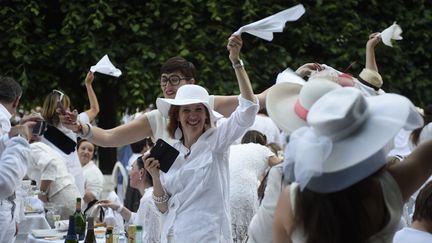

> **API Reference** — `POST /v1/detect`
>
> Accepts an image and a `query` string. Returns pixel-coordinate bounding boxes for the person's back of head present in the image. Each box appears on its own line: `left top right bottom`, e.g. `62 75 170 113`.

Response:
130 137 154 154
241 130 267 145
410 104 432 146
42 90 71 126
412 181 432 222
160 57 197 81
0 76 22 114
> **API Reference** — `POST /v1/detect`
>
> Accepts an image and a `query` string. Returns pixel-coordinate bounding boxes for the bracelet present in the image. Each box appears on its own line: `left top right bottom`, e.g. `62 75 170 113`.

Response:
116 205 123 213
38 190 48 196
232 59 244 69
152 191 170 204
80 123 94 139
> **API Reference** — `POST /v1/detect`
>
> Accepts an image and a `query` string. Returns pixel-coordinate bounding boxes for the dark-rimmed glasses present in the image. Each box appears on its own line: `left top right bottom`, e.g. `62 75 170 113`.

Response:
160 75 190 87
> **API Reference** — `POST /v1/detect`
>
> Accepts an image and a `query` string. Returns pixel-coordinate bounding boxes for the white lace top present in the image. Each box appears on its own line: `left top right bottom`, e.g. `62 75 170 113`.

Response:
129 187 161 243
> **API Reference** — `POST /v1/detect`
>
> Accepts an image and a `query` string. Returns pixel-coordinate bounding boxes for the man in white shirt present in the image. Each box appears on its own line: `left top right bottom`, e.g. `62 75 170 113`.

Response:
0 77 28 242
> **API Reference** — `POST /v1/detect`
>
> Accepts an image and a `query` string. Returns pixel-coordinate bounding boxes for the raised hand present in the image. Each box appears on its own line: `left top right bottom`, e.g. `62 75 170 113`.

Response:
295 63 323 78
144 157 161 179
227 34 243 64
85 71 94 86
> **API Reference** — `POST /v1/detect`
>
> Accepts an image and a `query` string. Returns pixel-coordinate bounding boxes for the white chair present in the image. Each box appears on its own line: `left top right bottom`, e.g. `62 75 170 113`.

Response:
111 161 128 203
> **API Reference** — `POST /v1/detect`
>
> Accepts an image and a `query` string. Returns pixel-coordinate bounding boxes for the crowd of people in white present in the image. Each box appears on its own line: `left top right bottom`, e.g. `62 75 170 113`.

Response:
2 29 432 243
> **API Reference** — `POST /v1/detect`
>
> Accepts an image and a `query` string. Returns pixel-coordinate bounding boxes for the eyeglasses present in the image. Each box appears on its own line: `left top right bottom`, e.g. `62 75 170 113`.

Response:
52 89 64 102
160 75 190 87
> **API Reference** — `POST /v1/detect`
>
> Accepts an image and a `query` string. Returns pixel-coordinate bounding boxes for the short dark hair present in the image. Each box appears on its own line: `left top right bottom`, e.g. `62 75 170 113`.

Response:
136 156 153 187
413 181 432 221
160 57 197 80
130 137 154 153
241 130 267 145
0 76 22 104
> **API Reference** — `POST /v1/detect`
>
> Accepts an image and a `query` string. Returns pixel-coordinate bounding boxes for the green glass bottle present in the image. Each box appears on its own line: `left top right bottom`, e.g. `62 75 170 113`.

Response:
84 217 96 243
64 215 78 243
136 225 143 243
73 198 86 240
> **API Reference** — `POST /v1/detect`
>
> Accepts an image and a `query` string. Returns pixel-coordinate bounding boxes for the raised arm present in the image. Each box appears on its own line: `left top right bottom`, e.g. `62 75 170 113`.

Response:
60 110 153 148
387 139 432 202
83 71 100 122
365 32 381 72
144 157 168 213
227 34 256 103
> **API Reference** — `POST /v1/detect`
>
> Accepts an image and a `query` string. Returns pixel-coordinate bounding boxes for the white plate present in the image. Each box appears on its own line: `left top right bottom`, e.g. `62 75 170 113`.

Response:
31 229 66 238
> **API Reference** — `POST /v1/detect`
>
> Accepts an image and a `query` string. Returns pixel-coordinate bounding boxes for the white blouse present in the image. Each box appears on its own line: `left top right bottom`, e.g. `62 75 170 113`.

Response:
129 187 161 243
159 96 259 243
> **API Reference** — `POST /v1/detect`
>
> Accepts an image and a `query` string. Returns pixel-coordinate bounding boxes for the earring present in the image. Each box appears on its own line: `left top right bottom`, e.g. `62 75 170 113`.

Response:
174 122 182 140
139 176 142 181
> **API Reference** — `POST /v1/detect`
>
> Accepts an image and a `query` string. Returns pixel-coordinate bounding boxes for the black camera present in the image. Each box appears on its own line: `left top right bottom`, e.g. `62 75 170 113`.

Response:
32 120 48 136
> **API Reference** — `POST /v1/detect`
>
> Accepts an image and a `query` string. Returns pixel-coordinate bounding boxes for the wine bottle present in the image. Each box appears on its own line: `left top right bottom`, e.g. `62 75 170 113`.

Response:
84 217 96 243
64 215 78 243
73 197 86 240
136 225 143 243
106 225 114 243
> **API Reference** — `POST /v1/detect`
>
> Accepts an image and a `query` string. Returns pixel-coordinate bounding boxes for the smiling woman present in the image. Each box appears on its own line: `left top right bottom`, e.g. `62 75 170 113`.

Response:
77 139 104 209
143 34 259 243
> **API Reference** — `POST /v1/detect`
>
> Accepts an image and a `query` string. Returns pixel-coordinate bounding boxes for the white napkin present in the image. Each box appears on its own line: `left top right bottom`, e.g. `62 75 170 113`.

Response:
380 22 403 47
90 54 122 77
234 4 305 41
275 68 306 85
54 220 69 231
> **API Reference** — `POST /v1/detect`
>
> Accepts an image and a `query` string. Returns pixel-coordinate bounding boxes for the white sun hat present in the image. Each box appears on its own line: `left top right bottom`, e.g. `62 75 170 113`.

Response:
266 78 342 133
156 84 223 122
285 87 423 193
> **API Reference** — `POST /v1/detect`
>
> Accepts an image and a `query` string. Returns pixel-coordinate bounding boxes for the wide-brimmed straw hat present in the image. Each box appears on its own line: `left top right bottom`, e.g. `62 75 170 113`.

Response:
156 84 222 122
359 68 383 90
285 87 423 193
266 78 342 133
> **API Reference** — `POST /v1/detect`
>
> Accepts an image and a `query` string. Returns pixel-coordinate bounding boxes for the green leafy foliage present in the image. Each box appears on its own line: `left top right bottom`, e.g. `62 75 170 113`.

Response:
1 0 432 117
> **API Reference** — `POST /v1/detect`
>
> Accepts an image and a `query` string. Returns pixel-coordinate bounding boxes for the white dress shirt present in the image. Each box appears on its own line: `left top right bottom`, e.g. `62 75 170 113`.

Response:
0 137 30 198
0 103 12 155
82 161 104 200
160 96 259 243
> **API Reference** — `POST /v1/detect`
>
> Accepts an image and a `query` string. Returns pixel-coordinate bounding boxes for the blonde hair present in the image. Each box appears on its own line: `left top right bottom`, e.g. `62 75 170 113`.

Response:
42 91 71 126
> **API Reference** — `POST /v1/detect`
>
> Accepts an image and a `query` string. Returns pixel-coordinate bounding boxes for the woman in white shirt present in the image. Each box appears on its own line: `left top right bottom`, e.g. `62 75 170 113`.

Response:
144 34 259 243
99 156 160 243
77 139 104 208
41 71 99 196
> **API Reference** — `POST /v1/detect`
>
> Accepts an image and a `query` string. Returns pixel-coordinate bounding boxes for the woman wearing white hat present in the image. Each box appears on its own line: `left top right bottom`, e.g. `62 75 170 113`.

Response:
143 34 258 243
272 87 430 243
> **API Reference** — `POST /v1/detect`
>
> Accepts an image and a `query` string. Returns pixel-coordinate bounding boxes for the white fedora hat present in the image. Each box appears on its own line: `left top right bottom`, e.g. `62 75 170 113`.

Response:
156 84 222 122
266 78 342 133
285 87 423 193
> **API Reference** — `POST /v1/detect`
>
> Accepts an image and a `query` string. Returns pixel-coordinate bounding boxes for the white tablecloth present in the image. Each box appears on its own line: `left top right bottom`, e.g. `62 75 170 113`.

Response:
26 233 123 243
16 212 50 243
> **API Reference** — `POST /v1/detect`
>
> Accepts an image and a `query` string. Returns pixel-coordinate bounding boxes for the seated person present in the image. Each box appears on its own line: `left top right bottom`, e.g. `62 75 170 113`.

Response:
77 139 104 210
99 155 160 243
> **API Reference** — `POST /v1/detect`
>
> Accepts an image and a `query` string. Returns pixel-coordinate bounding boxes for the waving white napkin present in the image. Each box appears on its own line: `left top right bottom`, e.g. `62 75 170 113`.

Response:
90 54 122 77
234 4 305 41
380 22 403 47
